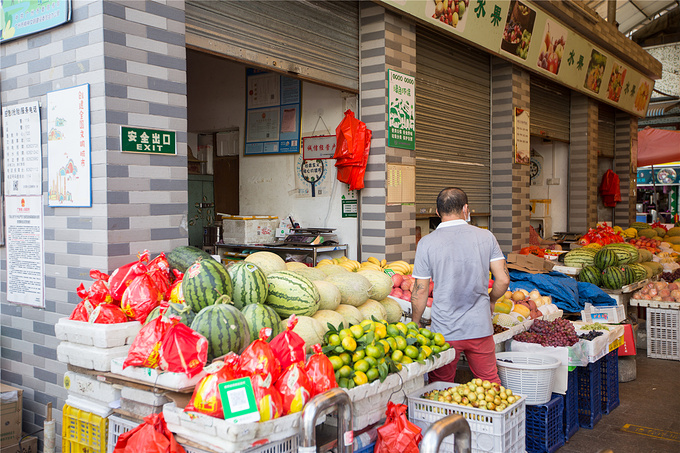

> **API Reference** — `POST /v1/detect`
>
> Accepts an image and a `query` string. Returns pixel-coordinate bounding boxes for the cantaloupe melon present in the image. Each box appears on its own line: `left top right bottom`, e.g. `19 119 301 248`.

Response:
357 299 387 322
312 309 347 332
324 273 371 307
357 269 393 301
286 315 325 353
654 227 667 237
666 227 680 237
318 264 349 276
294 267 327 282
312 280 341 311
379 297 403 323
244 251 286 276
638 249 653 262
666 236 680 245
638 228 657 239
334 304 363 326
285 262 309 271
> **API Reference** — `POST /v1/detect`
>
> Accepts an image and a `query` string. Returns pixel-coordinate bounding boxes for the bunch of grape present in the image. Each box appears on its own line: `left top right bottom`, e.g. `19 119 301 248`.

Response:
660 269 680 283
578 331 604 341
493 324 509 335
513 318 580 347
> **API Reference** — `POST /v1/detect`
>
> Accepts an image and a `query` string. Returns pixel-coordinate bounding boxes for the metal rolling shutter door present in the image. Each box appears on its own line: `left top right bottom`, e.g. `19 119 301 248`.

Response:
185 1 359 91
598 103 616 158
415 28 491 215
530 78 571 142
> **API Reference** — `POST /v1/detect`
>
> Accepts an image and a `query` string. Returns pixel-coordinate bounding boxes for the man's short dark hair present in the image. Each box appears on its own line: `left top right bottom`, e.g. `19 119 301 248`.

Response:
437 187 468 215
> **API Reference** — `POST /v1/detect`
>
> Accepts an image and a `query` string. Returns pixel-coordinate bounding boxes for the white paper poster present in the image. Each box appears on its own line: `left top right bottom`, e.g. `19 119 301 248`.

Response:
2 101 42 196
5 195 44 308
295 156 330 198
47 84 91 207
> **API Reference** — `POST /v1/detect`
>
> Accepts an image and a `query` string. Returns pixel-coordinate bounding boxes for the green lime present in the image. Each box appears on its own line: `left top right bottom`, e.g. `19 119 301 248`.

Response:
366 367 379 382
339 352 352 366
338 365 353 379
353 359 370 373
329 355 343 371
328 334 341 346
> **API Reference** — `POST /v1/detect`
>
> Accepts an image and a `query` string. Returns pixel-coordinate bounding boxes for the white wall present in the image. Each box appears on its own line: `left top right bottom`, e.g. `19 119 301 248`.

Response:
529 138 569 236
187 51 360 258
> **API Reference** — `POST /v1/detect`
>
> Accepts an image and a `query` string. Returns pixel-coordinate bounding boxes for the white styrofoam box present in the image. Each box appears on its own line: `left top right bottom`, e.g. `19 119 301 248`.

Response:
221 215 278 245
64 371 122 403
57 342 129 372
581 303 626 324
164 402 301 453
120 398 164 418
120 386 169 407
55 318 142 348
110 357 206 391
66 394 114 418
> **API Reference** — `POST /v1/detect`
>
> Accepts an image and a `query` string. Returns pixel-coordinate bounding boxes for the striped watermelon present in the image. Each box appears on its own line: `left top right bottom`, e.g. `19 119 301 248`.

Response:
190 295 250 361
167 246 213 273
601 266 625 290
629 263 648 282
265 271 320 318
603 245 634 264
144 301 196 326
241 303 282 343
564 248 597 268
619 265 636 286
227 261 268 310
579 265 602 286
594 249 619 270
182 259 233 313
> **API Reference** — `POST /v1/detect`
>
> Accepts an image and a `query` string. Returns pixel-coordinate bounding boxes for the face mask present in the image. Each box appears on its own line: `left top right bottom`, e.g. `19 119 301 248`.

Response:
465 207 471 223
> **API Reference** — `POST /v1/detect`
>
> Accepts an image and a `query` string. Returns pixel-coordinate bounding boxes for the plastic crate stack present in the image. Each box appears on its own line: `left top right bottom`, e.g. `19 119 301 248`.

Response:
601 349 620 414
525 394 564 453
577 360 603 429
555 369 579 441
63 404 109 453
646 306 680 360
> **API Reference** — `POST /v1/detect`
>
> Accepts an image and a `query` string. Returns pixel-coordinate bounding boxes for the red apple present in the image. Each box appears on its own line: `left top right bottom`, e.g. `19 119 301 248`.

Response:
390 288 403 299
402 291 411 302
391 273 404 288
401 279 413 292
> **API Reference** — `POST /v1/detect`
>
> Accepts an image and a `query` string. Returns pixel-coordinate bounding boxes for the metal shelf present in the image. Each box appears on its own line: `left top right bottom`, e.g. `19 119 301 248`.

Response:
215 243 348 266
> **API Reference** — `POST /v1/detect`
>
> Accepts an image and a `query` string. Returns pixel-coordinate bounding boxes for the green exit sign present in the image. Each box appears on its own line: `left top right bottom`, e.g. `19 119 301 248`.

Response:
121 126 176 155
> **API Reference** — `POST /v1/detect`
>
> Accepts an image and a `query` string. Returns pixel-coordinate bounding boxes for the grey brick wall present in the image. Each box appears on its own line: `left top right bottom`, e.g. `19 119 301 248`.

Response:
1 0 187 447
569 93 599 231
614 112 637 227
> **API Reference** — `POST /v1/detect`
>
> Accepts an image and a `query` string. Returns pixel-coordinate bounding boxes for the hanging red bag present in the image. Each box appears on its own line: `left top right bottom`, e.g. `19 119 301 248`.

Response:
239 328 281 382
334 110 372 191
275 362 312 415
305 344 338 397
109 251 150 302
89 303 128 324
113 413 185 453
184 354 240 418
124 316 172 369
69 299 94 322
121 273 163 323
374 402 423 453
158 318 209 378
269 315 306 371
251 372 284 422
148 253 172 297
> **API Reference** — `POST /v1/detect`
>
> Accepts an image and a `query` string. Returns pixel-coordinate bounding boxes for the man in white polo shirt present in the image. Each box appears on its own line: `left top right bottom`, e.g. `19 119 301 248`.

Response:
411 187 510 384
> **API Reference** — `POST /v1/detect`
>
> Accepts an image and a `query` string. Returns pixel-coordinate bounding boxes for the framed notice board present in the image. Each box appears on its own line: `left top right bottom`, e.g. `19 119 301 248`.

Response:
245 69 301 156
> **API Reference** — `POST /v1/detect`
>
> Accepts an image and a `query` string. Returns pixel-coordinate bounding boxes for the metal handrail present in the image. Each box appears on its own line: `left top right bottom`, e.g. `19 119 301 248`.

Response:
300 388 353 453
420 413 472 453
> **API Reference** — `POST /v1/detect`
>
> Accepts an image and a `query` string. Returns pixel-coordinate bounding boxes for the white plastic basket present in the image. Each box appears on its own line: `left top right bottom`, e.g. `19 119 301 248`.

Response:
407 382 526 453
646 306 680 360
495 352 560 405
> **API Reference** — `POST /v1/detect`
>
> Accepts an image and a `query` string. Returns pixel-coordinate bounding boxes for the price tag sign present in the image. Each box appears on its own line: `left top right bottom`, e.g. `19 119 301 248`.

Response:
218 378 260 424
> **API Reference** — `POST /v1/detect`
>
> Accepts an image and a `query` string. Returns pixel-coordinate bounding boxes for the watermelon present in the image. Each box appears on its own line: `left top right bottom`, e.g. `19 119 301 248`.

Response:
601 266 625 290
357 269 393 301
629 263 648 281
603 244 635 264
182 259 233 313
563 248 597 268
190 295 250 361
241 303 283 343
227 261 268 309
167 246 213 273
619 265 636 286
323 273 371 307
594 248 619 270
357 299 387 321
265 271 320 318
312 280 341 311
144 301 195 326
244 251 286 276
579 265 602 286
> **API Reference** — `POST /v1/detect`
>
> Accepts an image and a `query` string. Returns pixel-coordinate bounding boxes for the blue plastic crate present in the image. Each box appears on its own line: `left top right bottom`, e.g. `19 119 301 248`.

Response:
601 349 620 414
526 394 565 453
577 361 603 429
354 442 375 453
556 369 579 441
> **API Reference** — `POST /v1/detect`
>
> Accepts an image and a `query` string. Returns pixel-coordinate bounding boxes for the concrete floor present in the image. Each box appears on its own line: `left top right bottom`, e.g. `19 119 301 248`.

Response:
557 351 680 453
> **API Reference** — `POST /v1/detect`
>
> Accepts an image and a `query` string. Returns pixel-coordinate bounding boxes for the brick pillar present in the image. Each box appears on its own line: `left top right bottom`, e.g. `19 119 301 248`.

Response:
569 93 599 231
491 58 531 254
359 4 416 262
614 112 637 226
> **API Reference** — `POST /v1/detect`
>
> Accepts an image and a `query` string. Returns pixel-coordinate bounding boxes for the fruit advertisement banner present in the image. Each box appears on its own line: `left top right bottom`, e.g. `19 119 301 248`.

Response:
0 0 71 43
379 0 654 117
387 69 416 150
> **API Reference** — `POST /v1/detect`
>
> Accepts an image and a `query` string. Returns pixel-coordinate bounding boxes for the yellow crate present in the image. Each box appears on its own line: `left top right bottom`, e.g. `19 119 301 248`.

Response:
62 404 108 453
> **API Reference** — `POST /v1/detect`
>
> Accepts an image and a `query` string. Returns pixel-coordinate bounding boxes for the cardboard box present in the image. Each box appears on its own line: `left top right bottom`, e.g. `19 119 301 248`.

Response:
0 436 37 453
221 215 278 244
0 385 22 448
506 253 555 274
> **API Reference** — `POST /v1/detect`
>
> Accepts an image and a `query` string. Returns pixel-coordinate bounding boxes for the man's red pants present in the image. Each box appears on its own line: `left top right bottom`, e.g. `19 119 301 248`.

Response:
428 335 500 384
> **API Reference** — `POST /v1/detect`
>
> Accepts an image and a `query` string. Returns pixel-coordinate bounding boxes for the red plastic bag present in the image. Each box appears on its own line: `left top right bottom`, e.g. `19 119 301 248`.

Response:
305 344 338 397
148 253 172 297
184 354 240 418
251 372 284 422
76 270 113 307
69 299 95 321
113 413 185 453
269 315 306 371
375 402 422 453
124 316 172 369
166 270 184 303
334 110 372 191
239 328 281 382
110 251 150 302
89 303 128 324
159 318 208 378
275 362 312 415
121 273 163 323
